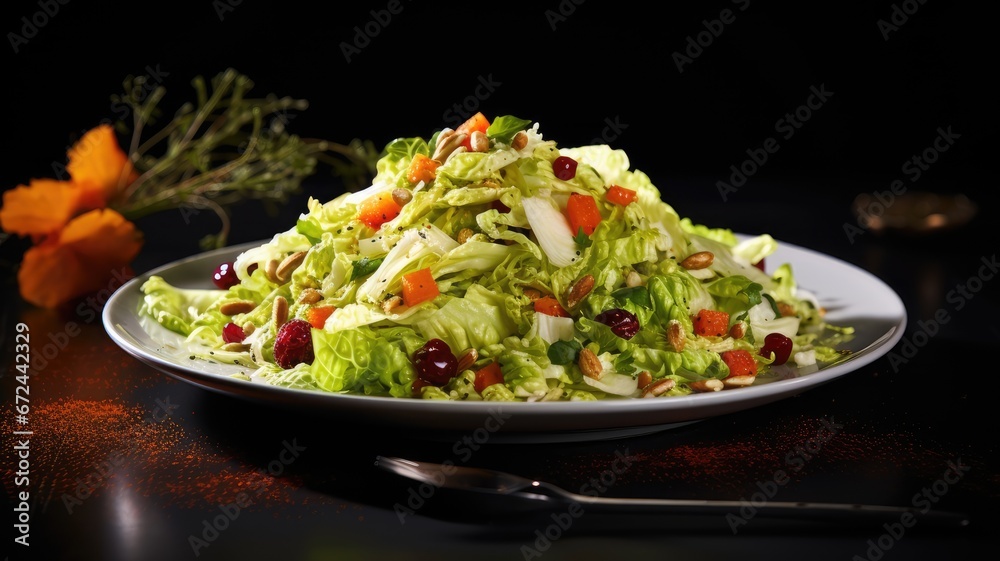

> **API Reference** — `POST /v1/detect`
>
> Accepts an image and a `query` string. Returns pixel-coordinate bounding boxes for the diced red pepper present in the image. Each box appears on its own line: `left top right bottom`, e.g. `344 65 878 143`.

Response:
606 185 637 206
720 349 758 378
566 193 602 236
474 361 505 394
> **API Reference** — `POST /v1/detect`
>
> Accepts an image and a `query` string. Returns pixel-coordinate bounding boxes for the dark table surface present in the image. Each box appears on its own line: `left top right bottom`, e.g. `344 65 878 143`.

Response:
2 175 997 561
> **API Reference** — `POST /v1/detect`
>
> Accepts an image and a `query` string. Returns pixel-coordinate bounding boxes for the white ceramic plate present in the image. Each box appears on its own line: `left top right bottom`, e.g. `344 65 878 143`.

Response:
103 237 905 442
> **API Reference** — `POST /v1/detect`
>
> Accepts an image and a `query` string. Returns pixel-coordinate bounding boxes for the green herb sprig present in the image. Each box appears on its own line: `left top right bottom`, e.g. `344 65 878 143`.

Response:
111 68 379 249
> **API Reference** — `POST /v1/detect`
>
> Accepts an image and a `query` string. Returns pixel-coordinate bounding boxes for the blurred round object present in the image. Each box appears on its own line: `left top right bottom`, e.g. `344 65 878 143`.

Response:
851 191 978 235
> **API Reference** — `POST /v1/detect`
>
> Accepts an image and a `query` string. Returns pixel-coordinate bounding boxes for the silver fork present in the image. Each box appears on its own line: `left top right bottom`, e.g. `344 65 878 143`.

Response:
375 456 971 527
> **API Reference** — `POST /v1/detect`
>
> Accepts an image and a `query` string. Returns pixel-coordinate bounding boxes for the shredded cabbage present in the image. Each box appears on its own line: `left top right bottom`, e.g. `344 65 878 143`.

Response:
139 115 854 401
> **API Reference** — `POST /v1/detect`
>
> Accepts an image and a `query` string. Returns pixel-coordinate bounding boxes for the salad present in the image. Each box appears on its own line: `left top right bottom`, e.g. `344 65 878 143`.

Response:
139 113 852 402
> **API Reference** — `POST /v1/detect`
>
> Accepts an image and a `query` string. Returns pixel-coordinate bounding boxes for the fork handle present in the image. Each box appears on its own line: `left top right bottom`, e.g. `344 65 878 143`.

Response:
564 495 970 528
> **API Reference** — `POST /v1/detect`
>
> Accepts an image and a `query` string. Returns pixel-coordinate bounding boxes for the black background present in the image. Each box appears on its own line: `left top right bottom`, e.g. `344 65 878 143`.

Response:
1 3 996 560
1 0 991 259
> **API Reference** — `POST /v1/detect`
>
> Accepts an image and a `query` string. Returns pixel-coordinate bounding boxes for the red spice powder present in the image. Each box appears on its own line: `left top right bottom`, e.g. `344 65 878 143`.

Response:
1 398 341 514
541 415 993 498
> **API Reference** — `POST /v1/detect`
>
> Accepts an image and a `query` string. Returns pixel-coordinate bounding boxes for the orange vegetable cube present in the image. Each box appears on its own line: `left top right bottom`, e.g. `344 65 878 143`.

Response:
407 154 439 184
305 305 336 329
357 192 402 230
401 267 439 307
692 309 730 337
533 296 569 317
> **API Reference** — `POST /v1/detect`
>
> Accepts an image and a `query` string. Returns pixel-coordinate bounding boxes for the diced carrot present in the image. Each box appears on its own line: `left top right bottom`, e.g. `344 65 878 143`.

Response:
455 112 490 151
720 349 758 378
401 267 439 307
474 361 505 394
305 305 336 330
566 193 602 236
357 192 401 230
606 185 637 206
533 296 569 317
692 309 730 337
407 154 439 184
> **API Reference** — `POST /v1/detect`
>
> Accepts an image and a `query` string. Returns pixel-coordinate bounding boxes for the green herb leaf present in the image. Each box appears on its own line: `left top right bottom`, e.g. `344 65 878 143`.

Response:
296 218 323 244
740 282 764 309
547 339 582 365
486 115 532 144
762 293 781 317
614 348 635 373
612 286 652 310
350 257 385 281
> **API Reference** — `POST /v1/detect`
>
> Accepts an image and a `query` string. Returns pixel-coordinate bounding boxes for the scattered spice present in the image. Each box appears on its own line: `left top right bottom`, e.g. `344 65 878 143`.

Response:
538 415 993 498
0 398 344 514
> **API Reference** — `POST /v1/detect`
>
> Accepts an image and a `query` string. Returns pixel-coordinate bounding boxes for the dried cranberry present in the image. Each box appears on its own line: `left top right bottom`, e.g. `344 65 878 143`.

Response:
413 338 458 385
595 308 640 340
759 332 793 365
213 262 239 289
222 322 246 344
274 319 315 369
553 156 578 180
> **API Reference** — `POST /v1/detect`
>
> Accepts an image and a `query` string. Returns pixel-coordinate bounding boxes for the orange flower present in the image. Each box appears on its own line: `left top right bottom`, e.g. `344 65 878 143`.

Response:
1 124 144 308
66 124 139 208
17 209 143 309
0 179 79 237
1 124 138 235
